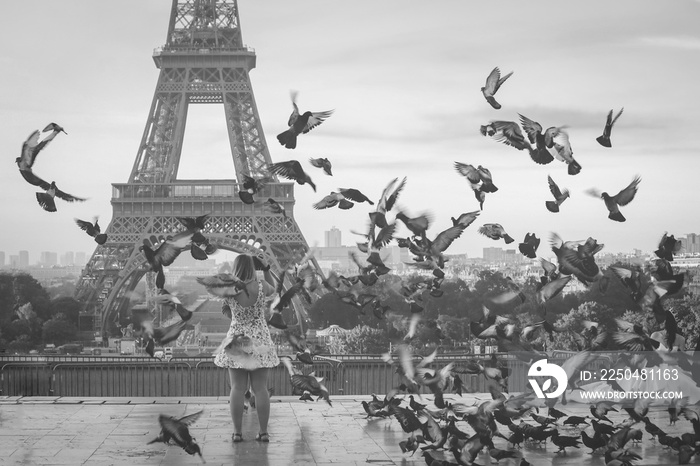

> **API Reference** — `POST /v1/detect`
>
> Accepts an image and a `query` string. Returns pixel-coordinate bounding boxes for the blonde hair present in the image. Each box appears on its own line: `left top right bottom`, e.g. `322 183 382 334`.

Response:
232 254 256 282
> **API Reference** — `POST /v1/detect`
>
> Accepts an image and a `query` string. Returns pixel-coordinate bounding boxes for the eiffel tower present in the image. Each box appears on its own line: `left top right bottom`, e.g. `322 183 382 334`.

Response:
75 0 315 339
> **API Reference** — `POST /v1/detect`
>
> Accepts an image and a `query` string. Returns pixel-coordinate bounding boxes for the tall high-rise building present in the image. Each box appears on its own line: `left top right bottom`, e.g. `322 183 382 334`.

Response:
60 251 75 266
686 233 700 254
325 226 342 248
483 247 504 263
75 252 87 266
40 251 58 267
0 251 4 268
19 250 29 268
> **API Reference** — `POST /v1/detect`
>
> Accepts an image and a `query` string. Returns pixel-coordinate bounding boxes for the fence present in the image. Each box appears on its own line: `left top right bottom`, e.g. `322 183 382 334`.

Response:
0 353 613 398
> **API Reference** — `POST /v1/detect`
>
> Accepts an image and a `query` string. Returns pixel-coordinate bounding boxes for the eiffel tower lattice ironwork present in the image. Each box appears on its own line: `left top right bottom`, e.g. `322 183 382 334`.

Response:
75 0 317 339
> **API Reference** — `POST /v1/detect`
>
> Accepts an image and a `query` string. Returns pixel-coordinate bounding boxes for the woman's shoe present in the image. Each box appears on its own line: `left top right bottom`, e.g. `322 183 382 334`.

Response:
255 432 269 443
233 433 243 443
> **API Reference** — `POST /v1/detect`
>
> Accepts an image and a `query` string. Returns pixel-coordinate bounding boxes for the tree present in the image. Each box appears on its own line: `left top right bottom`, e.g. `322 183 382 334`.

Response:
549 301 615 351
42 318 78 346
334 325 389 354
50 297 81 325
666 295 700 349
46 279 77 299
308 293 361 329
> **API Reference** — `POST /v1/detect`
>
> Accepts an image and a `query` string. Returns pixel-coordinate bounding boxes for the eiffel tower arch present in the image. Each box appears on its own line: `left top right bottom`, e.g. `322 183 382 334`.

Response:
74 0 316 338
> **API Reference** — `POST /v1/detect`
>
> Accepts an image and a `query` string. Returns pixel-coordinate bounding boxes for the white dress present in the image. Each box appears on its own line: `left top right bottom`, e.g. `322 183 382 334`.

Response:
213 280 280 370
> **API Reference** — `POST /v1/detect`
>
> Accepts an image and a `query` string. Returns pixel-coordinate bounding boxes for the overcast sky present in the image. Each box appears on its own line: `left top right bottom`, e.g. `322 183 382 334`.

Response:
1 0 699 265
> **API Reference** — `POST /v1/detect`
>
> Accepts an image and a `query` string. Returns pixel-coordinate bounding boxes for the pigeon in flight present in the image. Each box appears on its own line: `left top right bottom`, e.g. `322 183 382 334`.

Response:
454 162 497 210
17 124 84 211
545 175 570 213
16 123 65 184
451 210 480 228
238 174 271 204
480 120 532 151
75 217 107 245
655 232 682 261
481 67 513 109
268 160 316 191
313 192 354 210
264 198 286 218
276 91 333 149
478 224 514 244
518 233 540 259
140 232 196 288
544 127 582 175
35 181 86 212
586 175 641 222
309 157 332 176
337 188 374 205
596 107 624 148
517 114 556 165
148 410 204 462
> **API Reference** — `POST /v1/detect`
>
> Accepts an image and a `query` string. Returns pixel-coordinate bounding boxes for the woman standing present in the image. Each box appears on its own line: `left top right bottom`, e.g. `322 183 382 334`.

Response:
212 254 279 443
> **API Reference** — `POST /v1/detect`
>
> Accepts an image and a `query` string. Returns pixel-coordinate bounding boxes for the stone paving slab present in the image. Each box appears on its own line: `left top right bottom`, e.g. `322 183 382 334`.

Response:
0 395 699 465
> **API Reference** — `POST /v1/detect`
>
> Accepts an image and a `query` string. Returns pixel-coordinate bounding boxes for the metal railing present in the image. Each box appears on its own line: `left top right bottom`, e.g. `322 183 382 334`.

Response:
51 362 192 397
0 352 614 398
111 181 293 201
153 45 255 55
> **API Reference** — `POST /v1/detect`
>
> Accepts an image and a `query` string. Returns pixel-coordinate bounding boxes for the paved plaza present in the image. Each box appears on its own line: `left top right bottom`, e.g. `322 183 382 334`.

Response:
0 395 698 466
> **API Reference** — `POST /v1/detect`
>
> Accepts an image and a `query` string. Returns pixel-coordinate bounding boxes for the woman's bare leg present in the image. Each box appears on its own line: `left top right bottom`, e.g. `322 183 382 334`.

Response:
250 368 270 434
229 368 249 435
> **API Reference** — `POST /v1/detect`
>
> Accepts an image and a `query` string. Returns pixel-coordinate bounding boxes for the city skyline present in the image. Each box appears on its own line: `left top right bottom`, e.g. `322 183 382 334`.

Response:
1 1 699 262
2 230 699 269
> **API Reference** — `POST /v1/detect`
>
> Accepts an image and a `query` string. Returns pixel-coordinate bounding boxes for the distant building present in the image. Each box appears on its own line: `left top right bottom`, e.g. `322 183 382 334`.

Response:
19 250 29 268
483 247 504 263
40 251 58 267
324 226 342 248
0 251 4 268
61 251 75 266
682 233 700 255
315 246 354 273
9 255 19 268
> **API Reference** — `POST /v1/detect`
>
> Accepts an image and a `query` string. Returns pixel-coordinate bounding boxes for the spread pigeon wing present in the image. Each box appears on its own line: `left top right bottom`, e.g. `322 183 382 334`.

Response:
287 91 300 126
20 130 42 167
269 160 304 179
431 225 466 253
20 169 51 189
178 410 204 426
613 176 641 206
484 67 501 94
492 121 530 150
339 188 373 204
75 219 99 235
54 186 87 202
518 114 543 144
611 107 624 128
547 175 563 199
302 110 334 133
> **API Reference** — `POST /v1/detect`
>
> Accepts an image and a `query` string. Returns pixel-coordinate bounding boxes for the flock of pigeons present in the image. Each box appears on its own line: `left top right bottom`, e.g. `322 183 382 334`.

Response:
15 64 697 465
201 68 698 466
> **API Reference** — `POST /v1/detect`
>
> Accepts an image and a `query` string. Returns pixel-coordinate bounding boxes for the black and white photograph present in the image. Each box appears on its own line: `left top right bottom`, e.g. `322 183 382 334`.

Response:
1 1 700 465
